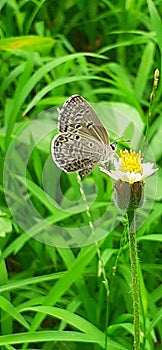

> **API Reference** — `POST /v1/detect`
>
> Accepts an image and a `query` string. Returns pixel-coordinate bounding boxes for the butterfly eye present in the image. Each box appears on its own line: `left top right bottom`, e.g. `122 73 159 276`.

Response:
110 143 117 151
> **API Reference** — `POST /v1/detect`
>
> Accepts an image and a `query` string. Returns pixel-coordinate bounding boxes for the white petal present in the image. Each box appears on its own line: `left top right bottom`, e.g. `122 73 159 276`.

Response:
99 167 120 181
128 172 142 184
142 162 154 171
115 171 130 182
109 170 122 180
100 161 158 184
142 163 158 178
142 168 158 179
110 170 131 182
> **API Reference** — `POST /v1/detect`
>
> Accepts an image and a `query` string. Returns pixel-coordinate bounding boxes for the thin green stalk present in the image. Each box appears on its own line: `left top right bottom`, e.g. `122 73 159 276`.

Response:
77 173 109 350
113 217 128 276
127 209 140 350
145 68 159 141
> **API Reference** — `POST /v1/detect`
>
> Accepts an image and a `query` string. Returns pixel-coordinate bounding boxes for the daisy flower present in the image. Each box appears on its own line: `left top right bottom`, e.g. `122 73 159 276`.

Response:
100 149 158 210
100 149 158 184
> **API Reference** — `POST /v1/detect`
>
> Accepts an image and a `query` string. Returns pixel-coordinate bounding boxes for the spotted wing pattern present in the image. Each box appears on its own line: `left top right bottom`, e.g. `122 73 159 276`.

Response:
51 95 114 177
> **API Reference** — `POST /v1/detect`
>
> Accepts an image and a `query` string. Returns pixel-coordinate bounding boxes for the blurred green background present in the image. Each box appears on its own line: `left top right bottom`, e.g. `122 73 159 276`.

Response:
0 1 162 349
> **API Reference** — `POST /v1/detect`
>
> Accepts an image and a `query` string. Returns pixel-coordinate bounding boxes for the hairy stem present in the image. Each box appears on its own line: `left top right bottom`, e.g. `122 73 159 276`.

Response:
127 209 140 350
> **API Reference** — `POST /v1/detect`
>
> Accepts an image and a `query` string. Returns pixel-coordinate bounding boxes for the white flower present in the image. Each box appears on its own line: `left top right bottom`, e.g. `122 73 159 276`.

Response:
100 149 158 184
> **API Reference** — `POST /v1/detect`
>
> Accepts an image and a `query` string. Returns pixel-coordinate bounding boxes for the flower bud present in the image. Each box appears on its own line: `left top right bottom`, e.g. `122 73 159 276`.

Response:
114 180 144 210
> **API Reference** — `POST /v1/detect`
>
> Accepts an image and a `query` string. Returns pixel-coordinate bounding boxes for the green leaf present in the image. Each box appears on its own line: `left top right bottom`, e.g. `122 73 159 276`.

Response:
0 330 128 349
0 296 29 330
21 306 104 338
0 36 55 53
147 0 162 49
146 308 162 334
135 41 155 100
0 217 12 237
137 234 162 242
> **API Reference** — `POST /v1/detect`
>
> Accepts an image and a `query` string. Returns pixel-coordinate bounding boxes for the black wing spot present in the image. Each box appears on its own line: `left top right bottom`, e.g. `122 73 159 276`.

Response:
86 121 93 128
59 159 65 165
75 124 81 129
89 142 94 148
55 140 60 146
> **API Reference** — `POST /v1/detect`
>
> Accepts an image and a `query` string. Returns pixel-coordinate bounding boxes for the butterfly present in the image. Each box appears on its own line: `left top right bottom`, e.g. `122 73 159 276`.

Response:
51 94 116 177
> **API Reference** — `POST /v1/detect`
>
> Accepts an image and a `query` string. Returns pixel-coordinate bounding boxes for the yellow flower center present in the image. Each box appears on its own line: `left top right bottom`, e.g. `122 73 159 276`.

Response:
119 149 142 174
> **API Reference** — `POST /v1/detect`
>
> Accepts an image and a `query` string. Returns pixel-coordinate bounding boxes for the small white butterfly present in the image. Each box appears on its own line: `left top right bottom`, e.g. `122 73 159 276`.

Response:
51 94 116 177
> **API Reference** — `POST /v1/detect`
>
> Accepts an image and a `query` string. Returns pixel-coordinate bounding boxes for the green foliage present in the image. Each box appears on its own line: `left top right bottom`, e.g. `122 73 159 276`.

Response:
0 0 161 349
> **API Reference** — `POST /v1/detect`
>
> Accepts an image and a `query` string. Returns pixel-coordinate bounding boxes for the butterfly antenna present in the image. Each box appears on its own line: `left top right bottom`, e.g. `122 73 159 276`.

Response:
113 136 131 143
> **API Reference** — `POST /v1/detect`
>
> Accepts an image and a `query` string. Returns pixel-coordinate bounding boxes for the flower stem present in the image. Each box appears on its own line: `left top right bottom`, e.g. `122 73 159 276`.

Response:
127 209 140 350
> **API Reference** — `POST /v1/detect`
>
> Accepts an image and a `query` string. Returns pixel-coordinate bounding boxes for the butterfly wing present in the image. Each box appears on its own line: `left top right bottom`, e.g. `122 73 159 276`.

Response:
58 94 109 146
51 131 103 175
51 95 115 177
